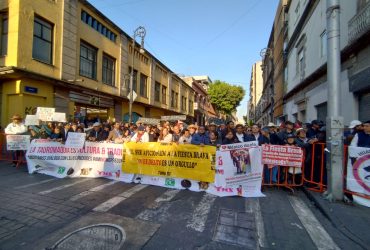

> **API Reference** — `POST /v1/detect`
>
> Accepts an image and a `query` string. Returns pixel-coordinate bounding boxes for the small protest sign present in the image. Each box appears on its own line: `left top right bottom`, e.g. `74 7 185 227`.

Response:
36 107 55 121
6 135 30 150
65 132 86 149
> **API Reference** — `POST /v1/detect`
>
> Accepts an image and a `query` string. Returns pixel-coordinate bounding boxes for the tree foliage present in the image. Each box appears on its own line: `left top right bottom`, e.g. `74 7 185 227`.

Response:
208 80 245 115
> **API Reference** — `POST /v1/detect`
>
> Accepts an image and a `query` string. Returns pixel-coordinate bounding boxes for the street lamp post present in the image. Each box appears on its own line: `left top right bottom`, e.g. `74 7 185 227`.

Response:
129 26 146 124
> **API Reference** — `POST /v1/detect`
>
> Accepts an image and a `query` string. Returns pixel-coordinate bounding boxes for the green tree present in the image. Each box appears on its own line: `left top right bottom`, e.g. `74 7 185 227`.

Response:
208 80 245 115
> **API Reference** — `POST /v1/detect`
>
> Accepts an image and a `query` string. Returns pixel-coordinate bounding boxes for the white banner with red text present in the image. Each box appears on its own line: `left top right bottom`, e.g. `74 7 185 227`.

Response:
26 140 134 182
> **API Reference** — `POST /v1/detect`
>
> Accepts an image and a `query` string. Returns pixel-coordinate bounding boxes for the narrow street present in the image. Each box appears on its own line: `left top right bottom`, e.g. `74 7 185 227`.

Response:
0 163 365 250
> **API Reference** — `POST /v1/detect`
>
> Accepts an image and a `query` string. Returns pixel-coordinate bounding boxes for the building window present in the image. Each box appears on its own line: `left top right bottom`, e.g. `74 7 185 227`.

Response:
171 90 175 107
162 86 167 104
320 30 327 58
297 48 305 80
181 96 187 111
155 82 161 102
33 16 53 64
140 73 148 98
81 10 117 42
128 67 138 92
175 92 179 108
295 2 300 24
102 54 115 86
80 42 97 79
0 13 8 56
189 100 193 113
316 102 327 123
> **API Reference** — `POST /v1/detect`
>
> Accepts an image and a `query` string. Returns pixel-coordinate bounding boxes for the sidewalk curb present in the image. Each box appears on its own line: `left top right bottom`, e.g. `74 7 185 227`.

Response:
301 187 368 250
301 187 333 222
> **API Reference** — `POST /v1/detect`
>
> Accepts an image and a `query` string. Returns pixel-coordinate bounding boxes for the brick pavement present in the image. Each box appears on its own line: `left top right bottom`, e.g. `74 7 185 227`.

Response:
0 187 86 243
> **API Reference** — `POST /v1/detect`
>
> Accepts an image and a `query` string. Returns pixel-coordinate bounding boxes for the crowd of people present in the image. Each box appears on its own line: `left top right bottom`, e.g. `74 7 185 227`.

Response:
2 114 370 172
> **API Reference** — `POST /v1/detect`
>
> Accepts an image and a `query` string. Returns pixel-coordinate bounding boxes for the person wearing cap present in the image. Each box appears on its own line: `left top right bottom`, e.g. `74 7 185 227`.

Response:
5 114 28 167
267 122 281 145
131 125 149 142
306 120 321 139
295 128 318 149
351 120 370 148
188 124 198 136
5 114 27 135
285 133 297 146
345 120 363 145
87 122 104 142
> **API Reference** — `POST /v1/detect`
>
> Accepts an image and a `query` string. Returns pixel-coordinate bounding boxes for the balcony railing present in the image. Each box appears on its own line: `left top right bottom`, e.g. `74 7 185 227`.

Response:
348 1 370 43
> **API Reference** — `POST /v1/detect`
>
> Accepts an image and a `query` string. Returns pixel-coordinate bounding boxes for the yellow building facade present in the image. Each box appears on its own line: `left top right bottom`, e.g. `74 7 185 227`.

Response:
0 0 194 127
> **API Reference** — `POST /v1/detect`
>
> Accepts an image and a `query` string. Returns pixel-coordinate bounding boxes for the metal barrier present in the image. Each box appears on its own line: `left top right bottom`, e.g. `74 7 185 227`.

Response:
262 151 305 192
303 143 327 193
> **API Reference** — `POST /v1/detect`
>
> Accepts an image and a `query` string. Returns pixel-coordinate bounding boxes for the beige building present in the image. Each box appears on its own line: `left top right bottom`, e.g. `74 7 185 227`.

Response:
247 61 263 123
0 0 194 126
182 75 219 125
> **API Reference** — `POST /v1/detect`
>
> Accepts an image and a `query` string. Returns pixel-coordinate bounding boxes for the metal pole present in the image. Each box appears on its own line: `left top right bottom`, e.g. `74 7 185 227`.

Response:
128 37 135 124
325 0 343 201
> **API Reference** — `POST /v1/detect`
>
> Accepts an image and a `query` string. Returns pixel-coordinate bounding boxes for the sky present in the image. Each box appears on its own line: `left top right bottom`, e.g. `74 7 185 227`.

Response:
89 0 279 121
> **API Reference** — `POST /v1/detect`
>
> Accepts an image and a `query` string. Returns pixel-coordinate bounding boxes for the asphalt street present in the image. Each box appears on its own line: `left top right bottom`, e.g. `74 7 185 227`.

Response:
0 162 365 250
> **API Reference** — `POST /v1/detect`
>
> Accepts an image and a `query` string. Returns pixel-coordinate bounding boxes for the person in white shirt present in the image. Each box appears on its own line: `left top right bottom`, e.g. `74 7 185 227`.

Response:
4 114 28 167
158 127 173 143
5 114 27 135
130 125 149 142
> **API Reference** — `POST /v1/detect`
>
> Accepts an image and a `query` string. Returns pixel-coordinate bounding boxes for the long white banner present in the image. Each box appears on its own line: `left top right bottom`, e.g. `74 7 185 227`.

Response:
26 140 134 182
25 141 264 197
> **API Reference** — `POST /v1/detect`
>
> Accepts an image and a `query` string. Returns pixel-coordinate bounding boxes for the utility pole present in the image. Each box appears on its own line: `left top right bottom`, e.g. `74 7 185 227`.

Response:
325 0 343 201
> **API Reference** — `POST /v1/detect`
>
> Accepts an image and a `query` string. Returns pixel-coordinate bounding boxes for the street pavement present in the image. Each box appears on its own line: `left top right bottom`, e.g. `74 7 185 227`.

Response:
0 162 368 250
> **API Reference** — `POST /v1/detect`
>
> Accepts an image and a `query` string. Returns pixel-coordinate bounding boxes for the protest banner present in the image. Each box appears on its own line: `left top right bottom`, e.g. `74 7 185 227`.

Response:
261 144 303 167
206 141 264 198
36 107 55 121
51 112 66 122
133 174 203 192
347 146 370 207
137 117 160 125
26 140 133 182
25 115 40 126
65 132 86 149
160 115 186 121
6 135 31 150
123 142 216 182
